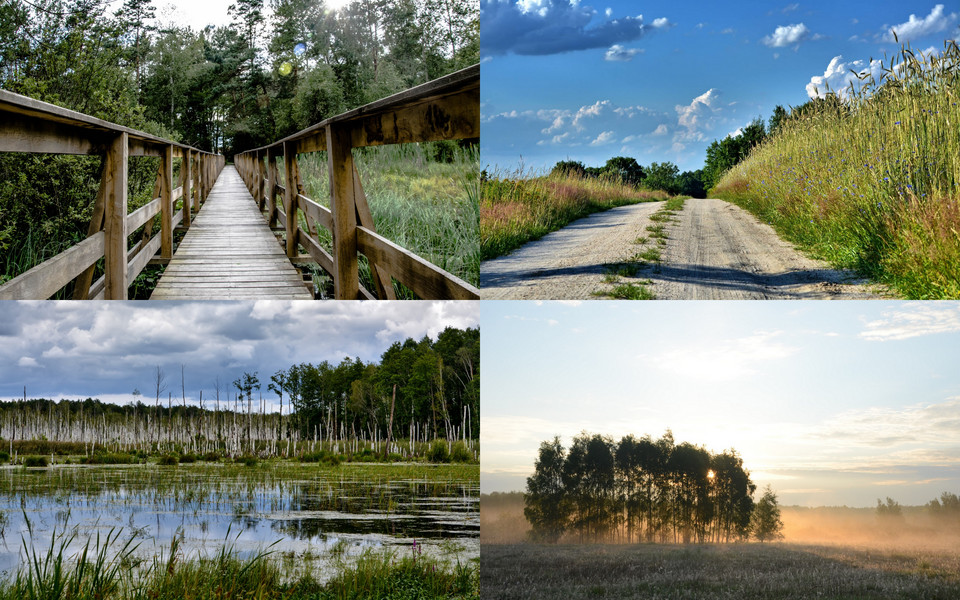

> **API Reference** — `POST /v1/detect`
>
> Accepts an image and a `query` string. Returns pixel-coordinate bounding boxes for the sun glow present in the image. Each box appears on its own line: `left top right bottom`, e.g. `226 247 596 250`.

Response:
707 469 715 480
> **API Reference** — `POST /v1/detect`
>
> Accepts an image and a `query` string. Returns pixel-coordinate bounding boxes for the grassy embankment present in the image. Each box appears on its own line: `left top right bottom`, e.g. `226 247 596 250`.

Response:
294 142 479 298
0 532 477 600
713 40 960 298
480 169 672 260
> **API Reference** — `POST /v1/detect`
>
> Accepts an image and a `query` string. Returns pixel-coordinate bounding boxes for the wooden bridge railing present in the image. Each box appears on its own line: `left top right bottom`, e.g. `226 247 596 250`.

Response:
234 64 480 300
0 91 225 300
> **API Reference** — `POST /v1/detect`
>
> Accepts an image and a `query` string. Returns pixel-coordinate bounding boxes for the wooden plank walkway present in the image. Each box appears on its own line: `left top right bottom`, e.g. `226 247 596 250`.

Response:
150 166 313 299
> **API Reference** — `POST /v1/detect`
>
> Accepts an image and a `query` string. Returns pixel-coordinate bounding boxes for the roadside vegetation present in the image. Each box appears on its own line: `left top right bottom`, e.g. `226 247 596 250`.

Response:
712 40 960 298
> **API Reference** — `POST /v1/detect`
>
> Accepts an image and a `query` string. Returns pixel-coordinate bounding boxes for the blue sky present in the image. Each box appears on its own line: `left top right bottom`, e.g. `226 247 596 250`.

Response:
481 1 960 173
481 301 960 507
0 301 478 412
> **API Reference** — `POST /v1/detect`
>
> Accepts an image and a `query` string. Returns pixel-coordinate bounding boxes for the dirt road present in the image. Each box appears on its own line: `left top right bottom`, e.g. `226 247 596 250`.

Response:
480 198 884 299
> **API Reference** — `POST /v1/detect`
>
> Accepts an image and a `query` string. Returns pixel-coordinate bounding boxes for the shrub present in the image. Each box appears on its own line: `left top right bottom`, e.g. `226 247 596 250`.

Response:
81 452 136 465
158 454 179 466
235 455 258 467
178 453 197 464
23 455 48 467
200 451 221 462
426 440 449 463
299 450 341 466
0 451 9 463
450 441 472 463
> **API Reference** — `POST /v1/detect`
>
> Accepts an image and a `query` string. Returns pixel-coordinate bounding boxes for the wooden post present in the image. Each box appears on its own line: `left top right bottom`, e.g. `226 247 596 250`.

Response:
352 163 395 300
184 149 194 222
256 152 266 210
160 144 174 258
103 132 129 299
265 148 277 226
326 124 359 299
283 141 300 258
194 153 202 204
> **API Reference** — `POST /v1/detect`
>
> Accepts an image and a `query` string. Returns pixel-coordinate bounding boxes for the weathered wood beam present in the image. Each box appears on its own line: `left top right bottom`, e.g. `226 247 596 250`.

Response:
160 145 174 259
327 124 359 299
0 232 105 300
356 226 479 300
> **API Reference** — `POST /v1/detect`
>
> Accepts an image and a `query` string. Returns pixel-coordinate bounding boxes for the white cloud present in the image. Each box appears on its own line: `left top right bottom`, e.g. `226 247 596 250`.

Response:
589 130 616 145
674 88 722 141
652 123 668 136
604 44 644 61
641 331 797 382
860 304 960 341
810 398 960 449
782 3 799 13
882 4 959 43
762 23 812 47
805 54 883 99
651 17 672 28
18 357 38 368
728 127 744 138
720 28 734 35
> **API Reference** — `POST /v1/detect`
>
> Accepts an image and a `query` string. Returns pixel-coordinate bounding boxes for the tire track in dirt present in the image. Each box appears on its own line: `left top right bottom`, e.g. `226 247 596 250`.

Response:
480 198 888 300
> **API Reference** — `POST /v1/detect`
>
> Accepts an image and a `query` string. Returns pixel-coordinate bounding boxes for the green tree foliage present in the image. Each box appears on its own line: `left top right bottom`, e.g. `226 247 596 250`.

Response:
875 496 903 519
550 160 587 178
644 162 680 195
703 117 768 190
524 431 756 544
751 485 784 542
603 156 645 186
275 327 478 443
524 437 568 543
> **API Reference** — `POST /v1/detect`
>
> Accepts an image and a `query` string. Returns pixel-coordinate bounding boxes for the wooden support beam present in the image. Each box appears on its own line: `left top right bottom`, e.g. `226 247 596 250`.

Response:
103 132 129 299
283 140 301 259
352 163 395 300
72 156 110 299
0 233 104 300
161 145 174 258
327 124 359 299
265 149 278 227
184 149 194 218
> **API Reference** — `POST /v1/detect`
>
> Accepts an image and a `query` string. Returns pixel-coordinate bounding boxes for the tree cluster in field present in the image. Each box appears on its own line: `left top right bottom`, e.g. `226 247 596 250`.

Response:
0 0 477 274
701 96 847 190
524 431 784 544
551 157 707 199
1 327 478 456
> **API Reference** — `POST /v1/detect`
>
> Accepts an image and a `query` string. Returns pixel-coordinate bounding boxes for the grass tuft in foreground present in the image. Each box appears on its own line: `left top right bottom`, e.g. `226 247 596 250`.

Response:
0 527 478 600
481 169 672 260
714 40 960 298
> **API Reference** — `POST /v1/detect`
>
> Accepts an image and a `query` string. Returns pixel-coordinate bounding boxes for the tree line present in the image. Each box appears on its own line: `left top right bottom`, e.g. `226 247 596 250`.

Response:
551 157 706 199
1 326 478 458
524 431 774 544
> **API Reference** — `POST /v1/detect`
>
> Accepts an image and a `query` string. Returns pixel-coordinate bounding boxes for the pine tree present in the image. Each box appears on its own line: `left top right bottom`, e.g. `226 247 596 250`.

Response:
751 485 784 542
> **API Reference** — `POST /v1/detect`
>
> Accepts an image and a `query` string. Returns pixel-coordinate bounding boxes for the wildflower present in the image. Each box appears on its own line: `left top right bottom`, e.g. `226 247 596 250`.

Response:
894 121 901 125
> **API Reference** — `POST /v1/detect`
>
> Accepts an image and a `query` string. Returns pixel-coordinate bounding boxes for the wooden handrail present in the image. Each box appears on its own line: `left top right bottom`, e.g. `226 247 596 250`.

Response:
0 90 225 299
234 64 480 300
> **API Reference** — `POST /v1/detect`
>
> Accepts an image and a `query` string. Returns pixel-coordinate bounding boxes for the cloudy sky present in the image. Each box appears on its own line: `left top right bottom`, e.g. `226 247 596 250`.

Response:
481 1 959 173
1 301 478 411
481 301 960 507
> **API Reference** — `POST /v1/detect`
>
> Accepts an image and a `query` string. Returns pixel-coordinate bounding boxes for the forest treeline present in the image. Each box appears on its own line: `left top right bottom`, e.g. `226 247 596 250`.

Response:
0 0 478 281
524 432 765 545
550 157 706 199
1 326 478 457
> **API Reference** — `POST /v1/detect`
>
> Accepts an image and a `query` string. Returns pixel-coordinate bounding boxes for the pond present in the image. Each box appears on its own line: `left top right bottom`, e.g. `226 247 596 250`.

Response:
0 462 479 581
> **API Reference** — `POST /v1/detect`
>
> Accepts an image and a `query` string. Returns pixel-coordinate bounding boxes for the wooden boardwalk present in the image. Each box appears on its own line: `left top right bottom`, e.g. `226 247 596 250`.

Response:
150 166 313 300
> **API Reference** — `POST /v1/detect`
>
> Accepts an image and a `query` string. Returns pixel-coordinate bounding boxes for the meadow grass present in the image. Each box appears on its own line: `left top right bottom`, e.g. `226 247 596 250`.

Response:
481 169 672 260
293 143 479 297
714 40 960 298
481 543 960 600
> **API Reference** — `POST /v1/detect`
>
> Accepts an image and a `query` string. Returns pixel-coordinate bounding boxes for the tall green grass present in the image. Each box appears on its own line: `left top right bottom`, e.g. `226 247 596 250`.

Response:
481 168 672 260
714 40 960 298
0 526 478 600
293 142 479 297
